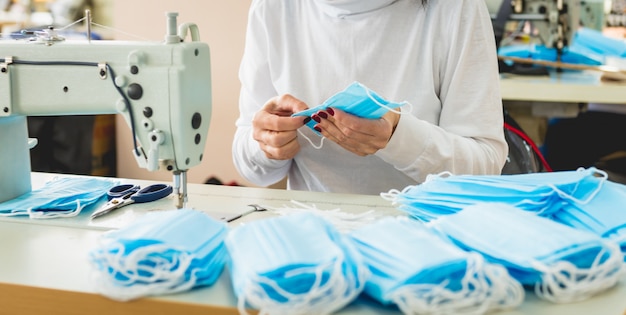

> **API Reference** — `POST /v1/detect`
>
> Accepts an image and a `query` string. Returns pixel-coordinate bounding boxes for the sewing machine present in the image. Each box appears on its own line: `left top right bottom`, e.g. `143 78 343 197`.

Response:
486 0 607 53
0 12 212 208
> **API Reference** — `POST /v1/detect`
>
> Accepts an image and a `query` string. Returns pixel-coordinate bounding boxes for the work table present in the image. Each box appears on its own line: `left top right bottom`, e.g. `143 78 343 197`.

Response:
0 173 624 315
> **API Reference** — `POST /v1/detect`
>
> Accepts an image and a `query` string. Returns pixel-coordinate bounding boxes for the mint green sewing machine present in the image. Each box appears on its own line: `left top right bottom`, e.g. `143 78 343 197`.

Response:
0 12 212 208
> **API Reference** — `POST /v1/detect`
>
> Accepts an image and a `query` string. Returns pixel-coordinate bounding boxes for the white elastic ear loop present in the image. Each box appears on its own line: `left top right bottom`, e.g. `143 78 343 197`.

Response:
94 242 193 285
27 199 84 219
608 230 626 262
297 128 325 149
532 243 623 303
380 184 417 204
549 168 608 205
479 257 525 311
363 87 413 114
389 253 523 315
90 242 196 301
237 254 361 315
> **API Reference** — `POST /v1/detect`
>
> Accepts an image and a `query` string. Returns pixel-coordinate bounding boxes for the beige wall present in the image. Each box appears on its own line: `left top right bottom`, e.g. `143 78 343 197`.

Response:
111 0 253 186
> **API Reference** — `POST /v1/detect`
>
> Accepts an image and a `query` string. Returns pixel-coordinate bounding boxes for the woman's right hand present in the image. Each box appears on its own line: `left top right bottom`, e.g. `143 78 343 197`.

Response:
252 94 309 160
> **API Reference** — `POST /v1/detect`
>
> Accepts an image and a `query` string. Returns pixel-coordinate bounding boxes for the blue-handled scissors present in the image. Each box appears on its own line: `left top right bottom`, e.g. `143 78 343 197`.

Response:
91 183 173 219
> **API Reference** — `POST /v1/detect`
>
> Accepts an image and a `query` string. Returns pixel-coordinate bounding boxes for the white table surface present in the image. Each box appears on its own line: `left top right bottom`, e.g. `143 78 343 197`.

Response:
0 173 624 315
500 70 626 104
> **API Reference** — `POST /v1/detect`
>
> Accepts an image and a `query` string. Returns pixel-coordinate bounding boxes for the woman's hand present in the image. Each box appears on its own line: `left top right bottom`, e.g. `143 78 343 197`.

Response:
312 108 400 156
252 94 309 160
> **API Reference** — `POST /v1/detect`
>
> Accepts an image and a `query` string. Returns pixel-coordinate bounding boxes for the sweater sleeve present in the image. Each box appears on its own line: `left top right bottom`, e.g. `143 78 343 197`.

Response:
232 0 292 186
375 0 508 182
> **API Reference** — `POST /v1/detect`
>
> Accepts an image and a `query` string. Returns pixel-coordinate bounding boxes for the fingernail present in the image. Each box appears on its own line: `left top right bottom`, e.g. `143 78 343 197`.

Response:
314 126 322 133
303 117 311 124
327 108 335 116
318 111 328 119
312 114 321 123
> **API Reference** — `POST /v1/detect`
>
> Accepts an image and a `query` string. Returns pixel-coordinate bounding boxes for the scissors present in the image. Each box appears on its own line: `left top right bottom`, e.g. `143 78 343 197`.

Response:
91 183 173 219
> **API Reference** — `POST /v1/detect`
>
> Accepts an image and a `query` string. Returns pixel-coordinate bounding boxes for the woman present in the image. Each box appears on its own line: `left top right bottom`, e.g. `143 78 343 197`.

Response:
232 0 508 194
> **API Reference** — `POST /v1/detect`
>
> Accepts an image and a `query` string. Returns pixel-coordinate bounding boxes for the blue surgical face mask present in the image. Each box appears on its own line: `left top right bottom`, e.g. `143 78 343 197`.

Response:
552 180 626 260
0 176 119 219
350 217 524 314
224 212 368 315
381 167 608 221
292 81 408 148
431 203 624 303
89 208 229 301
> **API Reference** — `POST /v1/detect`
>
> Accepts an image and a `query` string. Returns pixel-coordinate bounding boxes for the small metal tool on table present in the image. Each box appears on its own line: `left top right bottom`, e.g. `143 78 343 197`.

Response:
225 204 268 222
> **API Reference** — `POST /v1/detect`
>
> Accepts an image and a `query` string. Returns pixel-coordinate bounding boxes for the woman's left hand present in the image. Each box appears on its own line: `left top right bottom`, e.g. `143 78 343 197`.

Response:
312 108 400 156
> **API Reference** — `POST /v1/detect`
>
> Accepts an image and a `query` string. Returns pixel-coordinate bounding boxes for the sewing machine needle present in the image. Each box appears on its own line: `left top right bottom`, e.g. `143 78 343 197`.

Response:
172 171 187 209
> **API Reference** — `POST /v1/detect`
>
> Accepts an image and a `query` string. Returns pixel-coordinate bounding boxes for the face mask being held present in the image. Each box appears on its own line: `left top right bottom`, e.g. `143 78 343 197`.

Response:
292 81 408 149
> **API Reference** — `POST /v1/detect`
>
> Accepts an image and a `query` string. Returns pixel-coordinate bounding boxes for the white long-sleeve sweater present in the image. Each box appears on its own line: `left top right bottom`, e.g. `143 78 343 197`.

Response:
232 0 508 195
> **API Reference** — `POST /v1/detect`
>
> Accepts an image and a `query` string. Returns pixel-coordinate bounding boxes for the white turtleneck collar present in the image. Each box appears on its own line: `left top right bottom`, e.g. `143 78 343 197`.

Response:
315 0 399 18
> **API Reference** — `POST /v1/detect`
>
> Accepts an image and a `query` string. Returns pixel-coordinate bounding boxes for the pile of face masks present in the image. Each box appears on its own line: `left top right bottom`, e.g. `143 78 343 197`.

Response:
0 176 118 219
225 212 368 315
89 209 228 301
350 217 524 314
381 168 607 221
381 167 626 261
292 81 407 136
431 203 624 303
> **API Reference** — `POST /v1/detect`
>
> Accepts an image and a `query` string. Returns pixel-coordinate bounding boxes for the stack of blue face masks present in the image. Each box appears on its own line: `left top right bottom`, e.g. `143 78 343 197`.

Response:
225 212 368 315
0 176 118 219
381 167 607 221
292 81 407 136
431 203 624 303
350 217 524 314
552 180 626 261
89 209 228 301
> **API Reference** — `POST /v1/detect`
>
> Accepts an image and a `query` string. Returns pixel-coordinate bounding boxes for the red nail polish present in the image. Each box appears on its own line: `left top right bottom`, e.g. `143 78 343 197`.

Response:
312 114 321 123
327 108 335 116
318 111 328 119
303 117 311 124
314 126 322 133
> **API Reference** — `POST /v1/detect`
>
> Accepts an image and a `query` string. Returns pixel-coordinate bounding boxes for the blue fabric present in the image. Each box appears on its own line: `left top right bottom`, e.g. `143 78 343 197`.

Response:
349 217 523 313
382 168 606 221
498 44 603 65
572 27 626 58
225 212 368 314
89 209 228 301
554 180 626 259
292 81 406 135
0 176 118 218
431 203 623 303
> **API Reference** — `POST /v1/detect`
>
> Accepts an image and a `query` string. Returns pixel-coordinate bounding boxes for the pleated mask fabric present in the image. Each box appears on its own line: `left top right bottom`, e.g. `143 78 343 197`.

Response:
431 203 624 303
89 209 229 301
350 217 524 314
225 212 369 315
